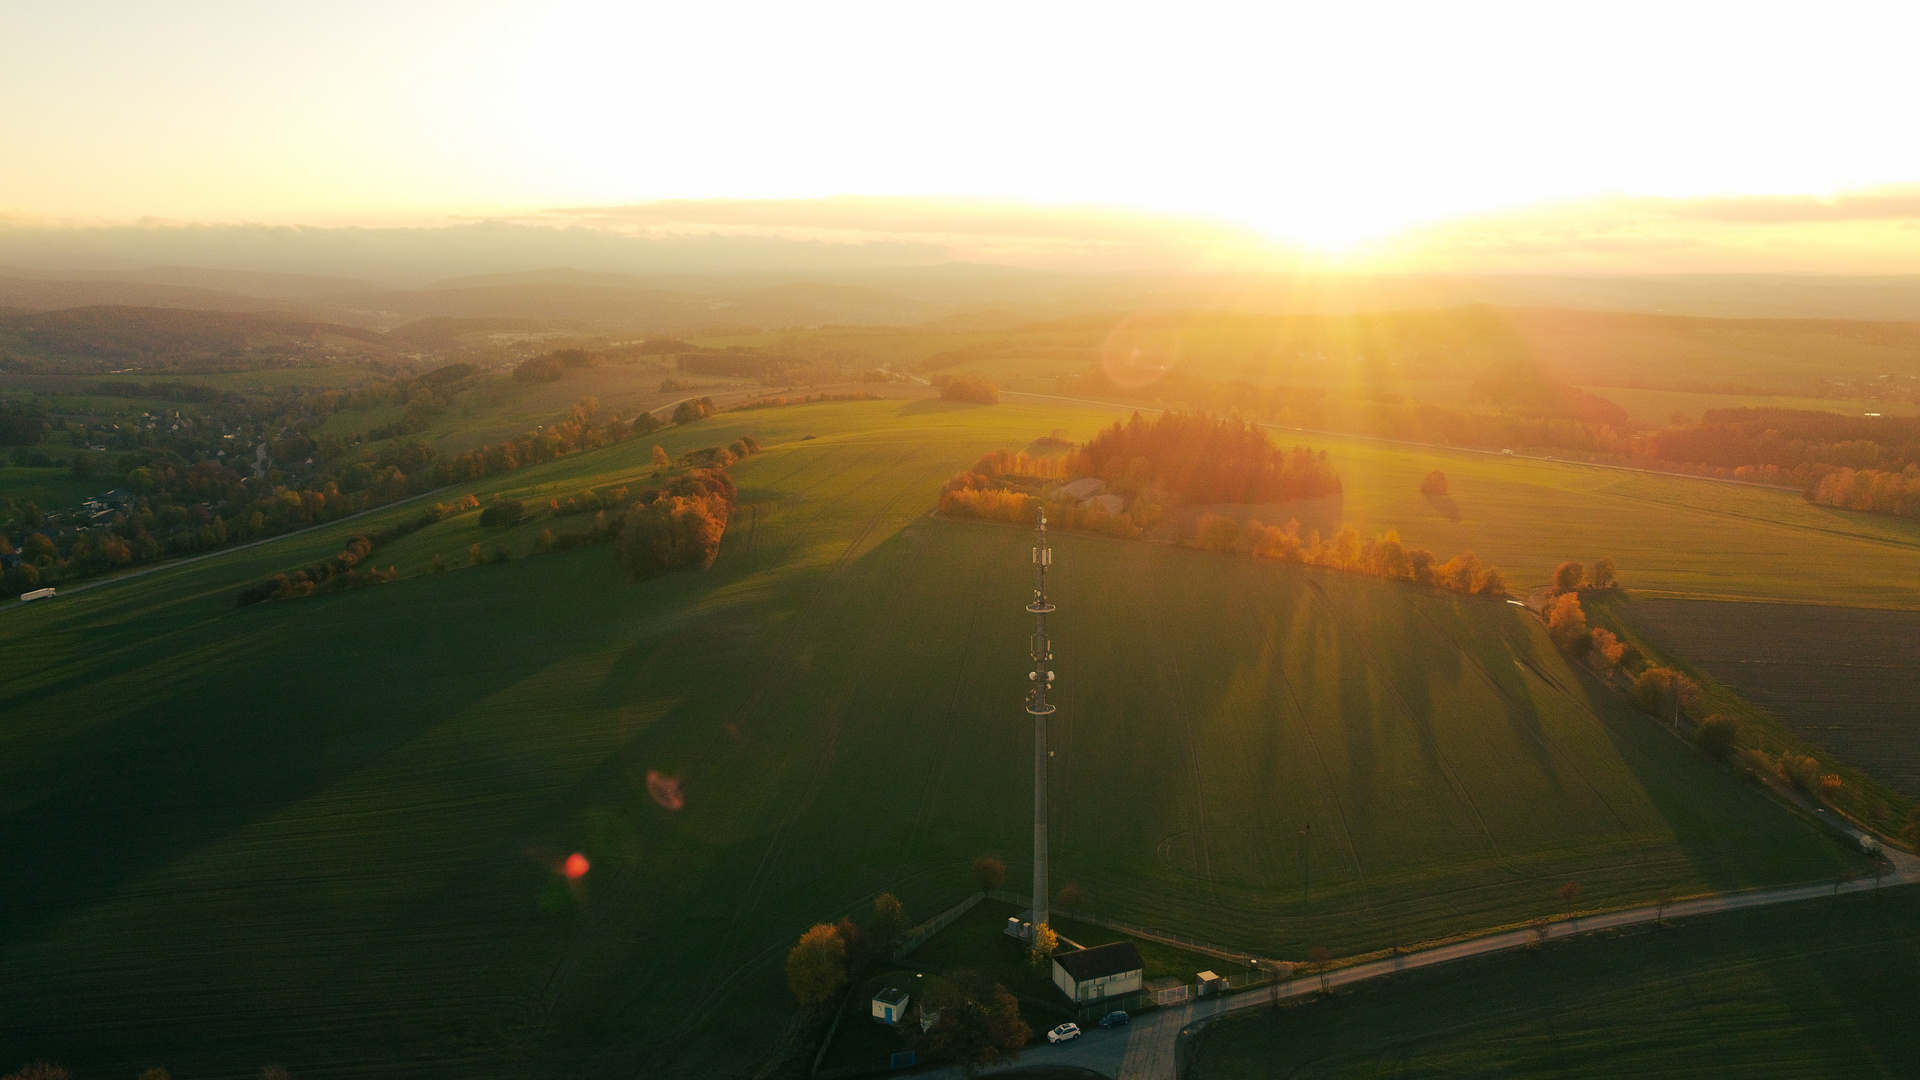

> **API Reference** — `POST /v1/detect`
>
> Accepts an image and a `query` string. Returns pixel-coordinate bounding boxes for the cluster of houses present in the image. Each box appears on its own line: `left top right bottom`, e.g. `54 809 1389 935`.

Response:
1047 476 1125 516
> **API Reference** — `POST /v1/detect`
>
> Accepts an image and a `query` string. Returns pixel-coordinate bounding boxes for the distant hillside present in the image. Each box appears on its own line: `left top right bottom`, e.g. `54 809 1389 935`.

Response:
0 306 390 371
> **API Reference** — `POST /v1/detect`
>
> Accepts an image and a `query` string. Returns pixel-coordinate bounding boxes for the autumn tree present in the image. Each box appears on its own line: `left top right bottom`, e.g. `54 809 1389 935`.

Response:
616 494 728 579
1056 882 1088 917
1630 667 1700 724
652 444 670 467
1420 470 1449 495
1558 881 1581 916
871 892 909 954
785 923 849 1007
1553 560 1585 593
1546 592 1590 653
1589 628 1626 672
1028 922 1059 965
1590 556 1617 590
1695 715 1739 760
972 855 1007 894
835 916 872 974
911 970 1031 1079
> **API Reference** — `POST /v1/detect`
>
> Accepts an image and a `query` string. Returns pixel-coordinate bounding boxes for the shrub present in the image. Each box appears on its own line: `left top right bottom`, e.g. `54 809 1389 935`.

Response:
672 397 715 424
938 374 1000 404
1695 714 1739 759
479 497 526 527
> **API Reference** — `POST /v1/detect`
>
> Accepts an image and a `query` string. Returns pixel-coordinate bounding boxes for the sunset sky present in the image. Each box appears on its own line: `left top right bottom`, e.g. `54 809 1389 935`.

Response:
4 1 1919 270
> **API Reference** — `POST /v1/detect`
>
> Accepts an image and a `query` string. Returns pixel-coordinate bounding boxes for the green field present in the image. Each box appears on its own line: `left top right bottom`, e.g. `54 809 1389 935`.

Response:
0 399 1877 1078
1580 384 1920 426
0 465 97 510
1188 889 1920 1079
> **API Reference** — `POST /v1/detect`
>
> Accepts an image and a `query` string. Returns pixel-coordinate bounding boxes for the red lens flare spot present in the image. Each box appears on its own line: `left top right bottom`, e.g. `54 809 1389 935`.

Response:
563 852 590 879
648 770 685 810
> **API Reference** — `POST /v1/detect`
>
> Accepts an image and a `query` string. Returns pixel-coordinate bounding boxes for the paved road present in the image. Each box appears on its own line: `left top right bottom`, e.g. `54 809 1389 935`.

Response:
922 842 1918 1080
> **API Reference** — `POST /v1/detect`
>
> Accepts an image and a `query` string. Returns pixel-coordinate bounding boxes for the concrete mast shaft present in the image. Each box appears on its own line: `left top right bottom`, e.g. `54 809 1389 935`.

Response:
1028 509 1054 937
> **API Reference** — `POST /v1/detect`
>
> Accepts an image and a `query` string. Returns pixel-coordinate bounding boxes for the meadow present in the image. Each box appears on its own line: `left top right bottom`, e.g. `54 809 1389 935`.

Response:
0 398 1881 1079
1187 889 1920 1079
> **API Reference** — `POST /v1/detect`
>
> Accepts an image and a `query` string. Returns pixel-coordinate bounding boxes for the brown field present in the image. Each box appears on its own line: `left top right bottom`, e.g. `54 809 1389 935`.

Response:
1622 599 1920 798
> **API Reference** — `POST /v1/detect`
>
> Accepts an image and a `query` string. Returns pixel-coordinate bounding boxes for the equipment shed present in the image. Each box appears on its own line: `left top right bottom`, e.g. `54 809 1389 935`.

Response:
1052 941 1145 1003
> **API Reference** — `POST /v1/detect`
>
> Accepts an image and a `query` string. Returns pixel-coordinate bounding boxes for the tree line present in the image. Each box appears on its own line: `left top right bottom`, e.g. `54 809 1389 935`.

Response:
231 436 761 604
1190 517 1510 597
1071 411 1342 505
1533 570 1901 829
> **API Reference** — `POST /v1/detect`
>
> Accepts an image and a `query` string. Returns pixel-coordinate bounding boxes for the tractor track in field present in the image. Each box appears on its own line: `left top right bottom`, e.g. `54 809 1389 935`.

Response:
1302 580 1508 866
1206 559 1319 894
1257 588 1370 895
1161 648 1218 899
659 455 945 1046
903 598 982 867
1411 598 1633 834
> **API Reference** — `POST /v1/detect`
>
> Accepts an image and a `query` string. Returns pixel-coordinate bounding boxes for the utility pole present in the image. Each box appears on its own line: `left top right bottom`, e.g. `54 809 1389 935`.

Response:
1026 507 1056 939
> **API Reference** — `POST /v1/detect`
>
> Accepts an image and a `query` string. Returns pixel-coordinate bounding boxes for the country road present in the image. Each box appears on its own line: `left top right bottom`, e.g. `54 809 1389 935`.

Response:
919 842 1918 1080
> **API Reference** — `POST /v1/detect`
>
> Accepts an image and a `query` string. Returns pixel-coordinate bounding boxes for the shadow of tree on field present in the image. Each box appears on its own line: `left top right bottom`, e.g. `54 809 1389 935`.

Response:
898 398 984 416
1424 490 1461 522
1493 610 1859 898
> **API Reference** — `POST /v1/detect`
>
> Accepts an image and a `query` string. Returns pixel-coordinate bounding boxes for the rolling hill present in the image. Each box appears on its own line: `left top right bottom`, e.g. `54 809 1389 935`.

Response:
0 399 1865 1079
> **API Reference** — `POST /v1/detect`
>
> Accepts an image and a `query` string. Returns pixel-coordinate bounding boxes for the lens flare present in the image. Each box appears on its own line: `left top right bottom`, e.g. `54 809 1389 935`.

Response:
563 852 590 879
1100 311 1183 390
647 770 685 810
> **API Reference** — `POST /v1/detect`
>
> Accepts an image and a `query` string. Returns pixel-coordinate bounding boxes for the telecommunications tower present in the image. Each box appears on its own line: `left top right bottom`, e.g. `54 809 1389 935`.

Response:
1025 507 1055 939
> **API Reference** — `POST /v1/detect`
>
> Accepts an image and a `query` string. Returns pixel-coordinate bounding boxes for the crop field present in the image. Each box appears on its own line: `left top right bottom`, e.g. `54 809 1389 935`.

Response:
0 398 1873 1079
1621 600 1920 798
1188 888 1920 1079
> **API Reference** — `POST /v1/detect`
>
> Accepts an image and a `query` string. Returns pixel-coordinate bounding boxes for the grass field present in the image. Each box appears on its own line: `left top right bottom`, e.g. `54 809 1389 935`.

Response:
0 398 1878 1079
1621 600 1920 800
1187 888 1920 1079
1012 391 1920 609
0 465 97 509
1580 385 1920 426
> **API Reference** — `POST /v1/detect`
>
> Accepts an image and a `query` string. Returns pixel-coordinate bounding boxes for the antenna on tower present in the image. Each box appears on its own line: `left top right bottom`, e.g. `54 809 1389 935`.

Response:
1026 505 1054 940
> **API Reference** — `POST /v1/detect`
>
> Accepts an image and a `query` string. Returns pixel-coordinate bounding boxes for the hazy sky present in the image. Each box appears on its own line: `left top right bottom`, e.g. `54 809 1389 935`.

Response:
4 0 1919 254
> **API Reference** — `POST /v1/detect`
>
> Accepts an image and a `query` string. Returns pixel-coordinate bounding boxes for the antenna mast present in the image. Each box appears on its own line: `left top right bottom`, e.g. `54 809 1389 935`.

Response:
1026 506 1055 939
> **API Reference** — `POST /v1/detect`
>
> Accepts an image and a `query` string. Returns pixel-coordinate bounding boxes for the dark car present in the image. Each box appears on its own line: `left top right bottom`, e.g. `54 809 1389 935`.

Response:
1099 1010 1130 1028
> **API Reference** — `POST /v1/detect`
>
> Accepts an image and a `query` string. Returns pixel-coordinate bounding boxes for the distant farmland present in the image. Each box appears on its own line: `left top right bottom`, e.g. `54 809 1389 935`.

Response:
1623 599 1920 798
0 399 1872 1079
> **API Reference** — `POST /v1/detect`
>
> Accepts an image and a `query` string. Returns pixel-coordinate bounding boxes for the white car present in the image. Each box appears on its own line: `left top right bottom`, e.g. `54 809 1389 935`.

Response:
1047 1022 1082 1044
